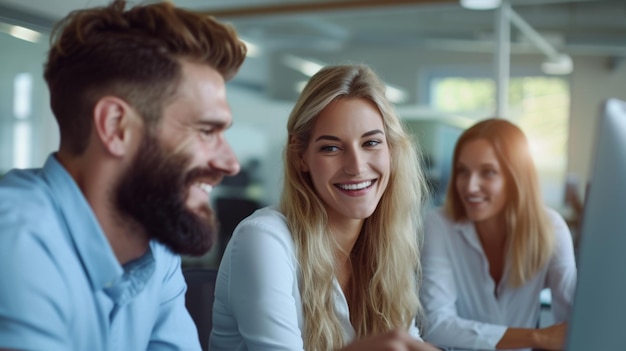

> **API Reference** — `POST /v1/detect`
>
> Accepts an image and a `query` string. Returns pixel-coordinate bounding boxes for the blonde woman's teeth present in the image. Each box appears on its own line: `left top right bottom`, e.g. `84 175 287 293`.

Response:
337 180 372 191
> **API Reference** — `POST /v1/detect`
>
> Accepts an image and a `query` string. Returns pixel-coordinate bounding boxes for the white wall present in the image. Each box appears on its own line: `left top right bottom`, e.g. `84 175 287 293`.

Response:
568 56 626 198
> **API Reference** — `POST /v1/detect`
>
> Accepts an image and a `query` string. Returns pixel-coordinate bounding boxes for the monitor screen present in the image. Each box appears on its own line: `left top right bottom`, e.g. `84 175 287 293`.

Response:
566 98 626 350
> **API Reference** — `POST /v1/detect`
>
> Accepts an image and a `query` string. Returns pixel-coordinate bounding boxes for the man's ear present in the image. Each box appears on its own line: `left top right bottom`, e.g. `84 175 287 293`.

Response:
92 96 141 157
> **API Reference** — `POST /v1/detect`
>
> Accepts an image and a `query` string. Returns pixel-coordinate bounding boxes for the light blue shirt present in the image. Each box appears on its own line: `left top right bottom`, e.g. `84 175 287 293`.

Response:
0 154 200 351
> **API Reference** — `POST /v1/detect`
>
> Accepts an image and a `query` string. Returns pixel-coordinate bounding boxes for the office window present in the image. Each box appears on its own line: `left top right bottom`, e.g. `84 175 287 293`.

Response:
12 73 34 169
429 75 570 208
1 29 52 174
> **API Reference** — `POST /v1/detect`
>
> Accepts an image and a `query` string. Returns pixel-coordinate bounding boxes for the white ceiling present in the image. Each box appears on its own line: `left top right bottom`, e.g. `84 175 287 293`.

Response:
1 0 624 101
2 0 624 50
0 0 335 20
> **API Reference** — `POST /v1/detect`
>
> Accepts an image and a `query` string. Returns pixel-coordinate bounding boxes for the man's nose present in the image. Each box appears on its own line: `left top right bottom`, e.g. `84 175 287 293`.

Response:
209 137 240 176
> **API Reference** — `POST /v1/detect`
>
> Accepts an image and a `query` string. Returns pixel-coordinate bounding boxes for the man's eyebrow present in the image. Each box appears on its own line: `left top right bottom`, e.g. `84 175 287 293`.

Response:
314 135 340 142
196 120 232 129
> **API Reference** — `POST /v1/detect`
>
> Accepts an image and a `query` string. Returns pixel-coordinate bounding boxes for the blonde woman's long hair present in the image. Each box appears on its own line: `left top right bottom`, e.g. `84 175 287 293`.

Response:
444 118 554 287
279 64 429 350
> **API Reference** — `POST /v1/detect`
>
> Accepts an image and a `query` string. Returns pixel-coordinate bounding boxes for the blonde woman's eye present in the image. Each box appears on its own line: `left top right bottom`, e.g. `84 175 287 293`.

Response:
364 140 381 147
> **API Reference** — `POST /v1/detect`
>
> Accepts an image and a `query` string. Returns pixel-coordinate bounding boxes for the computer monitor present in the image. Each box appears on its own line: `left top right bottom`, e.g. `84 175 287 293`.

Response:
566 98 626 351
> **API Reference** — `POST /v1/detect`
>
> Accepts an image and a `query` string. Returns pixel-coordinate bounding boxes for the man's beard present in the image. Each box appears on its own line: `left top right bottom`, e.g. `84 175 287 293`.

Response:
115 134 219 256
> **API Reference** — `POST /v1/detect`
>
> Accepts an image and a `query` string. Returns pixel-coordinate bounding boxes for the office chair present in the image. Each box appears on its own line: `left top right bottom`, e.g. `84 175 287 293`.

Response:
215 196 261 259
183 267 218 351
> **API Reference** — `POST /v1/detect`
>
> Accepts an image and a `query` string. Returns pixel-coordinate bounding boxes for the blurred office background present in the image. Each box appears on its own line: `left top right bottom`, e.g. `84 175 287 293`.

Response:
1 0 625 267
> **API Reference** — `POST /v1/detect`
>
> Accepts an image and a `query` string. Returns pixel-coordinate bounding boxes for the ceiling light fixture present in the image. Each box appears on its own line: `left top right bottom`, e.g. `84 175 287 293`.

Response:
283 54 408 103
460 0 502 10
241 38 261 58
0 23 42 43
282 54 324 77
542 54 573 75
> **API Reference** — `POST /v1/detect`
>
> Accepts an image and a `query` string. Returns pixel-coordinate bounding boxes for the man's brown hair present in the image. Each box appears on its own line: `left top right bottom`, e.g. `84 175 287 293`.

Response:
44 0 247 155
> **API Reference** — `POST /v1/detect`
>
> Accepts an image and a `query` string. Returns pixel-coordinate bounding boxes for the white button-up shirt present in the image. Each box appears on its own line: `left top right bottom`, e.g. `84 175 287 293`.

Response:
211 207 422 351
420 208 576 351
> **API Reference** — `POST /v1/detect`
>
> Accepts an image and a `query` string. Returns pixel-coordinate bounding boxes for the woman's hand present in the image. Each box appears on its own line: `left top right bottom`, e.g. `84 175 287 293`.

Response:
533 323 568 350
340 329 442 351
498 323 568 350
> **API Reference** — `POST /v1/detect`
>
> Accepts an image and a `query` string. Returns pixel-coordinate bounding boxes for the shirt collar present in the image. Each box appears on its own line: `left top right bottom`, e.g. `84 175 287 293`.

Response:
454 219 485 254
104 248 156 305
453 217 512 290
42 154 123 291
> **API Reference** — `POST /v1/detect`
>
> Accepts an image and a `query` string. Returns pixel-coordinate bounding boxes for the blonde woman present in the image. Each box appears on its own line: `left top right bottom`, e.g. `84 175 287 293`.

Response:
210 65 438 351
421 119 577 351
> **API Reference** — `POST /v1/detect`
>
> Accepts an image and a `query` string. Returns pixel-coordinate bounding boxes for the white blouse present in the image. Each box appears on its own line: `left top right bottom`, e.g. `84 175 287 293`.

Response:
210 207 421 351
420 208 577 351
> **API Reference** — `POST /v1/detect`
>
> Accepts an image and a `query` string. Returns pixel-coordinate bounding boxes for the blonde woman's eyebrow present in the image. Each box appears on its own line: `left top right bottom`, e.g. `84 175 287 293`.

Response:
314 129 384 142
362 129 384 138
